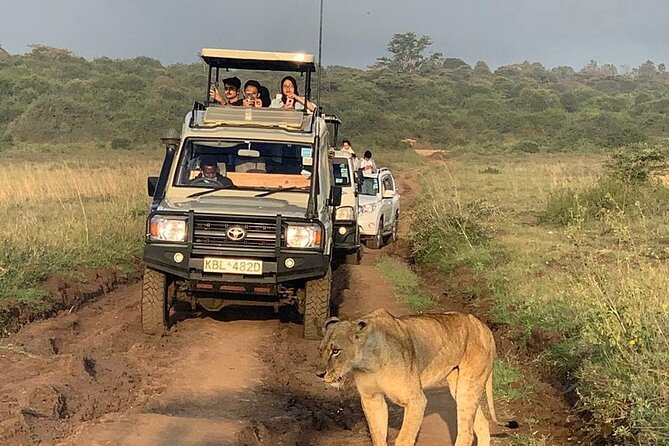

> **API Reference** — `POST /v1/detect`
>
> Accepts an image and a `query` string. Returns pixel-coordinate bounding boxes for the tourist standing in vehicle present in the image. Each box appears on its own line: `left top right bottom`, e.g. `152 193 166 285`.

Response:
270 76 316 112
341 139 355 155
210 76 243 106
360 150 377 173
243 80 263 107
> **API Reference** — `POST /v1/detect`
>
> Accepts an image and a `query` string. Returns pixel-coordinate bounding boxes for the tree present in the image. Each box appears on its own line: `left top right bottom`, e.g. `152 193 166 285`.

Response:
373 32 443 74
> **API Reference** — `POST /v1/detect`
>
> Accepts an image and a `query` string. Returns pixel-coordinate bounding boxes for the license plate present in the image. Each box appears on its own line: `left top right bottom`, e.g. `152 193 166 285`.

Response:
203 257 263 275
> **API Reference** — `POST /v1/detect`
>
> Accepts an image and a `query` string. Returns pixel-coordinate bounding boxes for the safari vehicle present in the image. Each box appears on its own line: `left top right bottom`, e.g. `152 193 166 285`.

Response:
358 168 400 249
331 149 361 264
143 48 341 339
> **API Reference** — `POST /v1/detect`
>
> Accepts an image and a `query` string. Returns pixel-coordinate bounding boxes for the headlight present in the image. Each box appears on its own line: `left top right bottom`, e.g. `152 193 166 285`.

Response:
286 224 322 248
149 216 187 242
360 203 377 213
335 206 355 221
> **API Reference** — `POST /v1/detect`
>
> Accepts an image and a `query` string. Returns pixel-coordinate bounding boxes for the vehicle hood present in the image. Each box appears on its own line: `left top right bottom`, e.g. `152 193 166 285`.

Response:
157 196 308 219
358 194 380 206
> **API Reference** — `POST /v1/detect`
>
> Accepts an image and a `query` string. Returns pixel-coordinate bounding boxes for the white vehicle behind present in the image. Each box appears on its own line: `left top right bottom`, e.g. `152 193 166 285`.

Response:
358 168 400 249
331 150 362 263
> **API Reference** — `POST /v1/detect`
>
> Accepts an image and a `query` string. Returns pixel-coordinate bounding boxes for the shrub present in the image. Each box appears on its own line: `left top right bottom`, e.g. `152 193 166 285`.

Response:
111 138 132 150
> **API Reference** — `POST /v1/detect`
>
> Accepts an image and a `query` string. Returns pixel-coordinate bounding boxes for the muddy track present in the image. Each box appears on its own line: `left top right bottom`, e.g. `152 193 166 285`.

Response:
0 168 577 446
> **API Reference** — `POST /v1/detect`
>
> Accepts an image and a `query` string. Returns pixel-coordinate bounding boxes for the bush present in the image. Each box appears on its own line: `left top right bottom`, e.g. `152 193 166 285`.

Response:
513 140 540 153
607 142 669 183
111 138 132 150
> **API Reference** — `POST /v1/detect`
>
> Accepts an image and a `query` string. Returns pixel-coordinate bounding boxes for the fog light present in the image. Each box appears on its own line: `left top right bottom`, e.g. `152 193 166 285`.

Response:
338 226 347 235
285 258 295 268
174 253 184 263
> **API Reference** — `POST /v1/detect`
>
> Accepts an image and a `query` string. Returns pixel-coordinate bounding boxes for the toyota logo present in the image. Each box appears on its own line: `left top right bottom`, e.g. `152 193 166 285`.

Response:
226 226 246 241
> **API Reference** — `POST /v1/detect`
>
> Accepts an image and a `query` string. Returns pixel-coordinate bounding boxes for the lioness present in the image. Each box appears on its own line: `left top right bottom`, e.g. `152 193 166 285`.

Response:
317 309 518 446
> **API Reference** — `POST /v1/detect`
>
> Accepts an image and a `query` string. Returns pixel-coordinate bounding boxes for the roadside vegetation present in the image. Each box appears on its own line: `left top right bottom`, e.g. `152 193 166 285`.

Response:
0 146 158 329
410 147 669 444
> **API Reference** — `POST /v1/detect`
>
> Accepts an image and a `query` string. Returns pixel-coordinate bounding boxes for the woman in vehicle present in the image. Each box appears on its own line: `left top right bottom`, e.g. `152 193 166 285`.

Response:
270 76 316 112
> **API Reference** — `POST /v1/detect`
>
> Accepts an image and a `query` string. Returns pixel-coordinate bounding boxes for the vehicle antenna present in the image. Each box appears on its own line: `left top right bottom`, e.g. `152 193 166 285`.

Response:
316 0 324 112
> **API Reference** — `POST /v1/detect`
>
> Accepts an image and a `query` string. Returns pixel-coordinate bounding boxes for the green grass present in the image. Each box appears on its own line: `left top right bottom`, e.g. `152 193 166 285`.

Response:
410 152 669 445
0 144 159 312
493 360 534 403
375 255 436 311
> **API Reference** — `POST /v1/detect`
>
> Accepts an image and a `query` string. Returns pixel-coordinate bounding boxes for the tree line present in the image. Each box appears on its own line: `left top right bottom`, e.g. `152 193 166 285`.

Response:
1 35 669 152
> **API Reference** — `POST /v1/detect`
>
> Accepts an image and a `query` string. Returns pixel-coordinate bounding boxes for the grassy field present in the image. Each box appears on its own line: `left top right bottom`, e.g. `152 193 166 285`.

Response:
411 153 669 444
0 144 160 314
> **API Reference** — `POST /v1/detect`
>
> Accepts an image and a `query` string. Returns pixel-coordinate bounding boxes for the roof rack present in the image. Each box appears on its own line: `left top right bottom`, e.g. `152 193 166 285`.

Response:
200 48 315 72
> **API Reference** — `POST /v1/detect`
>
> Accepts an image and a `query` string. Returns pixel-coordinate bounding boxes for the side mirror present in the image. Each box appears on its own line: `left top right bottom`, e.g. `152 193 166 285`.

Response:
147 176 159 197
382 190 396 199
329 185 343 207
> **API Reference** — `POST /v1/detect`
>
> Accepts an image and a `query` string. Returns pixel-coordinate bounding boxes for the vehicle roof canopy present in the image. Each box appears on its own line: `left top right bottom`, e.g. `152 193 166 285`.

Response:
200 48 316 72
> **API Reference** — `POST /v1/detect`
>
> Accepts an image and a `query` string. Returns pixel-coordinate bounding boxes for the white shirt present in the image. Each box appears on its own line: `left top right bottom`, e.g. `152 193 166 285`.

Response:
269 98 304 110
360 158 376 173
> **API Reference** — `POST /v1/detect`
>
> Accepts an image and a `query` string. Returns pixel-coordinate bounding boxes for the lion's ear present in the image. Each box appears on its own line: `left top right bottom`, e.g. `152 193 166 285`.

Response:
353 320 370 343
356 320 368 330
322 317 340 336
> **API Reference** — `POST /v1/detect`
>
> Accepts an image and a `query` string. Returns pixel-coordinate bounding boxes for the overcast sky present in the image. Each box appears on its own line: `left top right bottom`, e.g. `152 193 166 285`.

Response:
1 0 668 70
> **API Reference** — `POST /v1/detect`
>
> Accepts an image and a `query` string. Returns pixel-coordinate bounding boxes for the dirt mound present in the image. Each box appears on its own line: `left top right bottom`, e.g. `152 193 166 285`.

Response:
0 265 140 335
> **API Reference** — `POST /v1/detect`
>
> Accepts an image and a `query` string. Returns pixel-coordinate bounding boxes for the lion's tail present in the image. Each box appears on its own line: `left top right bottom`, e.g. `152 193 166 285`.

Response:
486 368 519 429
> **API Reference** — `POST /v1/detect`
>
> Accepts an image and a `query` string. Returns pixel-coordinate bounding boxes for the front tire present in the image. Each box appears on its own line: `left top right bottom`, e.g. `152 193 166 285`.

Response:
141 267 169 334
367 218 383 250
303 266 332 340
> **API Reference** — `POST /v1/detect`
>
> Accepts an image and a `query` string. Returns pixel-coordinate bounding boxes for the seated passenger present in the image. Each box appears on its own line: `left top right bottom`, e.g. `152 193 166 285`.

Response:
269 76 316 112
242 80 263 108
210 76 243 106
190 157 233 187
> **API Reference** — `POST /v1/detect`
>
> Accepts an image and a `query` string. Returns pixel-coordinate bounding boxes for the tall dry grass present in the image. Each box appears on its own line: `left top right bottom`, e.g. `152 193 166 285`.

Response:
0 158 160 305
411 153 669 444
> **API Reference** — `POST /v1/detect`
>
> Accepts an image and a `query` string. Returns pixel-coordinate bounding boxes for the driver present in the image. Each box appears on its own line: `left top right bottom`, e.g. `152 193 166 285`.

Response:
191 157 233 188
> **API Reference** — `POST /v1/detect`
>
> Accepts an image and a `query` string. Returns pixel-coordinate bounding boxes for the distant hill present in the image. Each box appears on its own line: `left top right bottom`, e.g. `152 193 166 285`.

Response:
1 45 668 152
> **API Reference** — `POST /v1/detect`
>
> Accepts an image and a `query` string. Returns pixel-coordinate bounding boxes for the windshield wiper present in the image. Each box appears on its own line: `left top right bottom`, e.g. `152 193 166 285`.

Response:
187 187 229 199
254 187 305 197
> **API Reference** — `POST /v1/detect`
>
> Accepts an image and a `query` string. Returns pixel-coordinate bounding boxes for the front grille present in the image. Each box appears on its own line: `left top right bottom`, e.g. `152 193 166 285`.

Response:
193 216 278 249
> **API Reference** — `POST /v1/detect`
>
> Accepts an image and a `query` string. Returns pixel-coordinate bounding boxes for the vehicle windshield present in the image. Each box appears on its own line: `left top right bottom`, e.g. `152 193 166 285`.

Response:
174 139 313 192
332 159 351 187
360 177 379 196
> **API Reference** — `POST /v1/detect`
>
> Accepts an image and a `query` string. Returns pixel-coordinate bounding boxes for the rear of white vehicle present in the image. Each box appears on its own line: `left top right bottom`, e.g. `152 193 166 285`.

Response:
358 169 400 249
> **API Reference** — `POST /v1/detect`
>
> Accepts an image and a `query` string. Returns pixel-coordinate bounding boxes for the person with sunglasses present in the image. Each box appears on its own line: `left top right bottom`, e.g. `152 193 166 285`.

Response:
210 76 243 106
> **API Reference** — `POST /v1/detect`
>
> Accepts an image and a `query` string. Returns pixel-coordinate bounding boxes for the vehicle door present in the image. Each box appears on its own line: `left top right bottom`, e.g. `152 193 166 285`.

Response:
387 173 400 225
380 173 394 232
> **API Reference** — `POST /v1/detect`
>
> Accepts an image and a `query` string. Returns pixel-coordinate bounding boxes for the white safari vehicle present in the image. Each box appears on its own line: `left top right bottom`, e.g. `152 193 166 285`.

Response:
142 48 342 339
358 168 400 249
330 149 362 264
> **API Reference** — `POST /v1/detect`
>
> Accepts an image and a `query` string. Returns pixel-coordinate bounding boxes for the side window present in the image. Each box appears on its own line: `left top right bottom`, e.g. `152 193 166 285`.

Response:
387 175 396 191
382 175 393 193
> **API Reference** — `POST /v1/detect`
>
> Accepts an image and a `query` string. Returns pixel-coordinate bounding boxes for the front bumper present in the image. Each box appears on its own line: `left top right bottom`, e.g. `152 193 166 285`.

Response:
144 244 329 284
143 211 330 286
357 211 380 236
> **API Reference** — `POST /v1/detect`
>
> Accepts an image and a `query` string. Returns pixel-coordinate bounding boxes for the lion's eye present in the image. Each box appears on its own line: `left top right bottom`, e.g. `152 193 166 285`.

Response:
331 348 341 356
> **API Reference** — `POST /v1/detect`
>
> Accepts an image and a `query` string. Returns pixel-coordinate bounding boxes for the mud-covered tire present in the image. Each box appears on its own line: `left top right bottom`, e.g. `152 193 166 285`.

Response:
141 267 169 334
303 266 332 340
367 219 383 250
384 217 398 244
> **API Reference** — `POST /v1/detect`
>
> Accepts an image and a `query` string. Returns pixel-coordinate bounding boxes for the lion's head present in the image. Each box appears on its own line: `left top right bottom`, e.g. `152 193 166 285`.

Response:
316 316 371 387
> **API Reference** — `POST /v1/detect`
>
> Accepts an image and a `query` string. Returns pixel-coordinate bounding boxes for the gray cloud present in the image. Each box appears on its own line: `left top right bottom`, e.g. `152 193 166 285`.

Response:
1 0 668 69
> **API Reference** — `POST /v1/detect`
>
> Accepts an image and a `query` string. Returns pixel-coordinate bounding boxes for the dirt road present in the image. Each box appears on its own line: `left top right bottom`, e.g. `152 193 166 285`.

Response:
0 169 574 445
